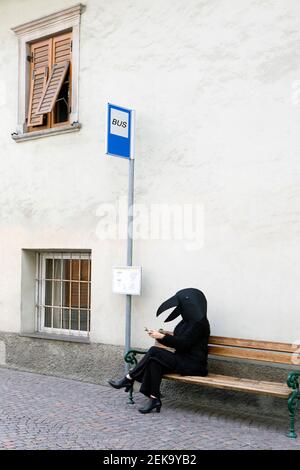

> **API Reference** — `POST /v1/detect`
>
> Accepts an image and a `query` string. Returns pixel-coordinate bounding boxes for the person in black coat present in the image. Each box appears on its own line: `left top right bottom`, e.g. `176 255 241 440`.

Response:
108 288 210 414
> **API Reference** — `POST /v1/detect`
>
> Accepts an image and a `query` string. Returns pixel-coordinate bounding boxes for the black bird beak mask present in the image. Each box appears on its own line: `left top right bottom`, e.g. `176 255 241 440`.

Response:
156 288 207 323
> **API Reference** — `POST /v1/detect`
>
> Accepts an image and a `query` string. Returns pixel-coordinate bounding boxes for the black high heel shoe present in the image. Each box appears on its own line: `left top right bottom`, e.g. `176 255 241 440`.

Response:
138 397 162 414
108 376 134 392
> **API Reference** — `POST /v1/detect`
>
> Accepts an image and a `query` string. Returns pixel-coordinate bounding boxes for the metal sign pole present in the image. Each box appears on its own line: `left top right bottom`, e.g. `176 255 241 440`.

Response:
125 157 135 371
106 103 136 373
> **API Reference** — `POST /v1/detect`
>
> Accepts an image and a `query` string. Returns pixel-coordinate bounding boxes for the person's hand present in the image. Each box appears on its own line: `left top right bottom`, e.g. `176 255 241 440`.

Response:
148 329 165 340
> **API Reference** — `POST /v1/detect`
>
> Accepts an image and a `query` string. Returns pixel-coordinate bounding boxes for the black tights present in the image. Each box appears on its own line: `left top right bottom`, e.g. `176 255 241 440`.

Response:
129 346 177 398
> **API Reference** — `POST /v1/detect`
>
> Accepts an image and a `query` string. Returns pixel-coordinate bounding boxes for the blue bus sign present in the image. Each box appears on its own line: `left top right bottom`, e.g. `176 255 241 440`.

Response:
106 103 135 159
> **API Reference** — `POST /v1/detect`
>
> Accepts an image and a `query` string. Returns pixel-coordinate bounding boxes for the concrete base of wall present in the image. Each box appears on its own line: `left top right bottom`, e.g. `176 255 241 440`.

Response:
0 331 296 423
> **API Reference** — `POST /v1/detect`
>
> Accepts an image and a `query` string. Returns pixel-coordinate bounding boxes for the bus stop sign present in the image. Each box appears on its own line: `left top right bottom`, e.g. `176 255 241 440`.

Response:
106 103 135 159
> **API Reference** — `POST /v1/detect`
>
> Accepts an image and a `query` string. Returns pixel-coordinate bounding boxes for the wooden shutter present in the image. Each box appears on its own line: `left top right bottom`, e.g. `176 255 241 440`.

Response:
35 32 72 117
53 32 72 64
80 260 91 308
27 39 52 126
35 61 70 115
64 260 91 309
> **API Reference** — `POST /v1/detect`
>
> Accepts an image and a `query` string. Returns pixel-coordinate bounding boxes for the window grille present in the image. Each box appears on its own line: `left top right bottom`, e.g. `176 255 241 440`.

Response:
36 252 91 337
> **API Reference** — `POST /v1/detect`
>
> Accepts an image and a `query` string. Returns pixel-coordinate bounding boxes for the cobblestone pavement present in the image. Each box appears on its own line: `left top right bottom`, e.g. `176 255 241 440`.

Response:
0 367 299 450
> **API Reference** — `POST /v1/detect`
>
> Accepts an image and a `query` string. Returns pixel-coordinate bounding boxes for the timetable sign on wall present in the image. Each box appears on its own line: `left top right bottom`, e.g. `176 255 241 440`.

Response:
112 266 142 296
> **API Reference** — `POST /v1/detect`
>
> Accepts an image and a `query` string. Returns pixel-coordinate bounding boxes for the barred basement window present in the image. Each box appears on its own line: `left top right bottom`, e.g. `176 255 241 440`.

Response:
36 252 91 337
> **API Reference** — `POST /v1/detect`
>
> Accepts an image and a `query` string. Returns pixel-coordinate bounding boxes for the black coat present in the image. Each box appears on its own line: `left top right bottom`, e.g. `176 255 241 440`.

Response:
157 318 210 375
129 288 210 397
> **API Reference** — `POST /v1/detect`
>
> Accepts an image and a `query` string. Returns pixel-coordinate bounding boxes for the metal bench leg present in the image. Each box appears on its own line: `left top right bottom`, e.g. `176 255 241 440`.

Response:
124 349 147 406
127 384 135 405
287 390 300 438
287 372 300 438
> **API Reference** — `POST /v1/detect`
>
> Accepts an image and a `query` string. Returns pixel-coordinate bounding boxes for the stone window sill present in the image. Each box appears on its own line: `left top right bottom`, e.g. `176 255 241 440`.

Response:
19 332 90 344
11 122 81 142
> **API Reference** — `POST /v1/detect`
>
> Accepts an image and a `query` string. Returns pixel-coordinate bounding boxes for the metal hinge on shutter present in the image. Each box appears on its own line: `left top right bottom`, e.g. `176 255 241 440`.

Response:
27 53 33 62
71 41 73 52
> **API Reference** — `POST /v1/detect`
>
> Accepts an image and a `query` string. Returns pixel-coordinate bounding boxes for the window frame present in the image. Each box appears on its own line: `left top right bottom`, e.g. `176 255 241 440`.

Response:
50 32 73 128
11 4 85 141
36 251 91 338
27 32 73 132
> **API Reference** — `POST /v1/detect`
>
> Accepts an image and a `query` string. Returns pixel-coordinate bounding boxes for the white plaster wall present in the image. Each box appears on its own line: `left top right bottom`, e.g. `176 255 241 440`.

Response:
0 0 300 347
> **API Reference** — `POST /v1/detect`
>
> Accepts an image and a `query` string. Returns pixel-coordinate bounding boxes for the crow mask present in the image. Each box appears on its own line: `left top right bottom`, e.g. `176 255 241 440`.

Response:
156 288 207 323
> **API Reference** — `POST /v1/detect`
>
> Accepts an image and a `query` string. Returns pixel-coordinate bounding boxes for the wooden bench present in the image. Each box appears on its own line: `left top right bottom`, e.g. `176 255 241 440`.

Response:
124 336 300 438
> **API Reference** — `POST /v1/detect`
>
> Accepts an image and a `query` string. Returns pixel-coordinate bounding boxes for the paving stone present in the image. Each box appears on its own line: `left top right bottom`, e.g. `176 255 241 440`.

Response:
0 367 299 450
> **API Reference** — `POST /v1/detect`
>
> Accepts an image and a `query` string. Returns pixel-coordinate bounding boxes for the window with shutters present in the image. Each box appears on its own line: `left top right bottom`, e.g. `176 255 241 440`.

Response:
11 4 84 142
36 252 92 337
27 32 72 132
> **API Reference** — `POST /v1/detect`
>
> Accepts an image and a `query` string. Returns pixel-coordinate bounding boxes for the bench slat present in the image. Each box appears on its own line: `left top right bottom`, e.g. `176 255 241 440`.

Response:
208 345 298 365
163 373 290 398
157 334 299 364
209 336 297 353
